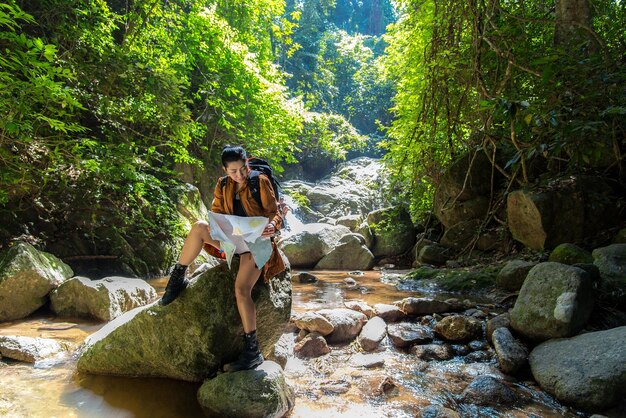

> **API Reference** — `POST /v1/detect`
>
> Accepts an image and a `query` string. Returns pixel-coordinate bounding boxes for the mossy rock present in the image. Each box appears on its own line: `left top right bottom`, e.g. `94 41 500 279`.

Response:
404 265 499 292
367 206 416 257
549 243 593 265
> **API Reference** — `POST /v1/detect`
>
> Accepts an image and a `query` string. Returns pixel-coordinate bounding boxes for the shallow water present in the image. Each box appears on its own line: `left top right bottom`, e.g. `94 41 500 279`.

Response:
0 270 584 418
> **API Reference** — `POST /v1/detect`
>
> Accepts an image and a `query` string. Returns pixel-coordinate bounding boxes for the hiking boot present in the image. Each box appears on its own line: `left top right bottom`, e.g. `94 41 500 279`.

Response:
223 330 264 372
160 263 188 305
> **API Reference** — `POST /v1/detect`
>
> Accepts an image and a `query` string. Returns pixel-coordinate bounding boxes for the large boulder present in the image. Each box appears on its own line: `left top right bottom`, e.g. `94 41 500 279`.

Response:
281 224 350 267
549 243 593 265
50 276 157 321
367 206 416 257
435 197 490 230
0 242 73 321
592 244 626 306
440 219 481 250
496 260 536 292
335 215 362 231
317 308 368 344
506 176 619 250
314 234 375 270
510 262 594 341
77 260 291 381
529 326 626 411
197 361 295 418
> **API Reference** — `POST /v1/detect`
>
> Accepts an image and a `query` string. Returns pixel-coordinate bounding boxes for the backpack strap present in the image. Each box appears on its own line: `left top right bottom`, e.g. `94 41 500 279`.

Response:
247 170 263 208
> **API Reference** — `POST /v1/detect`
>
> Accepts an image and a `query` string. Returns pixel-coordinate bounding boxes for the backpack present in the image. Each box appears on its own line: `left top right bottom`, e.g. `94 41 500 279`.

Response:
220 157 281 208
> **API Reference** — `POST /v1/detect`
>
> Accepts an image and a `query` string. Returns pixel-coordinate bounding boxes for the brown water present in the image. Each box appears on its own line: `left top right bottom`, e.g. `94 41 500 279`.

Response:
0 270 583 418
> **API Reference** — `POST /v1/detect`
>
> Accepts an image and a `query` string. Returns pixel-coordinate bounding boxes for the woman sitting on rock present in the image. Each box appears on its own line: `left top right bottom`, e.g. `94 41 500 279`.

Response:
160 145 285 372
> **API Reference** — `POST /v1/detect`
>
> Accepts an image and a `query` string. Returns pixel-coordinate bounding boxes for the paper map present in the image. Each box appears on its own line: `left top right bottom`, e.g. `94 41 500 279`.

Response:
207 211 272 269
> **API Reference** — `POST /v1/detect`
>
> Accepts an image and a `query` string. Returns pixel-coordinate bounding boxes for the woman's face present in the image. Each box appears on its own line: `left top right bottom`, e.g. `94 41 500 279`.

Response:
224 160 249 184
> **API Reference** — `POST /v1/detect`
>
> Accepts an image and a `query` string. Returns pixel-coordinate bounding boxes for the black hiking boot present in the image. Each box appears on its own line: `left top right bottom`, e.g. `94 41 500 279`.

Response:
160 263 188 305
223 330 264 372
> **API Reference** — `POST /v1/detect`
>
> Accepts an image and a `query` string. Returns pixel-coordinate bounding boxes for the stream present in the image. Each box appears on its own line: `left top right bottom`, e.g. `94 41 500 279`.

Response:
0 270 583 418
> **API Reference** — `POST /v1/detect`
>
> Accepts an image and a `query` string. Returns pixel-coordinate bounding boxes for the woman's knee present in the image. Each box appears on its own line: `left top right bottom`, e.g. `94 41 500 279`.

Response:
234 282 252 300
190 220 211 237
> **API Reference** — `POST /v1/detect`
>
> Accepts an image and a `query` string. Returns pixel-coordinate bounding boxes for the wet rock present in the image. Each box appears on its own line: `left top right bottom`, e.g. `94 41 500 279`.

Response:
375 376 397 395
510 262 594 341
465 308 487 320
296 329 308 341
549 243 593 265
272 333 296 368
452 344 471 356
357 316 387 352
529 326 626 411
293 312 334 336
434 315 483 342
281 223 351 267
468 340 488 351
411 344 454 361
387 323 434 348
50 276 157 322
419 405 461 418
0 242 73 321
315 234 375 270
197 361 294 418
374 304 406 322
486 313 511 344
460 375 517 406
350 353 385 368
77 260 291 381
418 244 450 266
294 332 330 358
322 380 351 394
343 277 358 286
293 272 318 283
344 301 375 318
335 215 362 231
0 336 66 363
397 297 453 316
465 350 492 363
317 308 368 344
592 244 626 306
367 206 416 257
496 260 536 292
492 327 528 374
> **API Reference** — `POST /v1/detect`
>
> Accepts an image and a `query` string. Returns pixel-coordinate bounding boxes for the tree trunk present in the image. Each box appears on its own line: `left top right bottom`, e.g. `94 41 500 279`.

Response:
554 0 595 53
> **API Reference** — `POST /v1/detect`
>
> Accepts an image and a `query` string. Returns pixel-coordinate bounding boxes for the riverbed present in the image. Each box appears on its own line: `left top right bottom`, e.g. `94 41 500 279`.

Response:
0 270 583 417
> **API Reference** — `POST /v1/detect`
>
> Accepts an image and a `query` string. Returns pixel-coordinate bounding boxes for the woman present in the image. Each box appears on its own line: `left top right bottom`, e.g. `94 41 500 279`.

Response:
160 145 285 372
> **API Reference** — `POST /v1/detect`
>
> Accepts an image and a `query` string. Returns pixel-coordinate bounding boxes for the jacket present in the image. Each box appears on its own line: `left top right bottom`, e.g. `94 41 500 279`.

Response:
210 173 286 282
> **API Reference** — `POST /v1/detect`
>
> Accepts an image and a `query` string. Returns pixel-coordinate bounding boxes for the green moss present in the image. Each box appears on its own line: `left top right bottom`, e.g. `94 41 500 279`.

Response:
405 265 500 291
289 191 311 211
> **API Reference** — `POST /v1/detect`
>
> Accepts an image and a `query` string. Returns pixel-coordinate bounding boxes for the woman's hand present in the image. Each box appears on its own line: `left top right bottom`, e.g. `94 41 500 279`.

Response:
262 222 276 237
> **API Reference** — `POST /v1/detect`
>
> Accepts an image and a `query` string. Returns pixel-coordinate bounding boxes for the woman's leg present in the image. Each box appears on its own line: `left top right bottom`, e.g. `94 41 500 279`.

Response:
234 253 262 332
178 221 220 265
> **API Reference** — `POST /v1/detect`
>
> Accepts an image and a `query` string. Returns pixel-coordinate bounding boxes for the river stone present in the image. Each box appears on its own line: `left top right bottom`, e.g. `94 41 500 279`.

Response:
357 316 387 351
387 323 434 348
549 243 593 265
492 327 527 374
434 315 483 342
293 271 318 283
440 219 482 251
197 360 294 418
77 260 291 381
335 215 362 231
350 352 385 368
281 224 351 267
50 276 157 321
486 313 510 343
356 221 375 249
419 405 460 418
344 301 376 318
314 234 375 270
367 206 416 257
0 336 65 363
411 343 454 361
496 260 536 292
460 375 518 406
418 245 449 266
510 262 594 341
397 297 453 315
273 333 296 367
0 242 73 321
374 303 406 322
592 244 626 306
317 308 367 344
294 332 330 358
293 312 334 336
529 326 626 411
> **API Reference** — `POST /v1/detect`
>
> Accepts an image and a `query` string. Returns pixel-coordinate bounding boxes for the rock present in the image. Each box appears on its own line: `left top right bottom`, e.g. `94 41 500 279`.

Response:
411 344 454 361
613 228 626 244
344 301 375 318
398 297 452 316
335 215 362 231
592 244 626 306
322 380 351 394
293 311 334 336
387 323 434 348
418 245 450 266
375 376 397 395
293 272 318 283
419 405 460 418
486 313 511 343
294 332 330 358
435 196 490 230
367 206 416 257
281 224 351 267
549 243 593 265
412 238 436 261
272 333 296 368
357 316 387 351
468 340 488 351
356 221 375 249
77 260 291 381
434 315 482 342
460 375 517 406
496 260 536 292
0 242 73 321
50 276 157 321
0 336 65 363
317 308 368 344
492 327 527 374
374 304 406 322
343 277 357 286
197 361 294 418
476 228 502 251
350 352 385 368
510 262 594 341
465 350 492 363
440 219 481 251
529 326 626 411
315 234 375 270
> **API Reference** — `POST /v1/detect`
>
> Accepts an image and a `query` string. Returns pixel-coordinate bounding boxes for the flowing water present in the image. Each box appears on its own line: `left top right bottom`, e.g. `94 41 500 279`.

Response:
0 270 584 418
